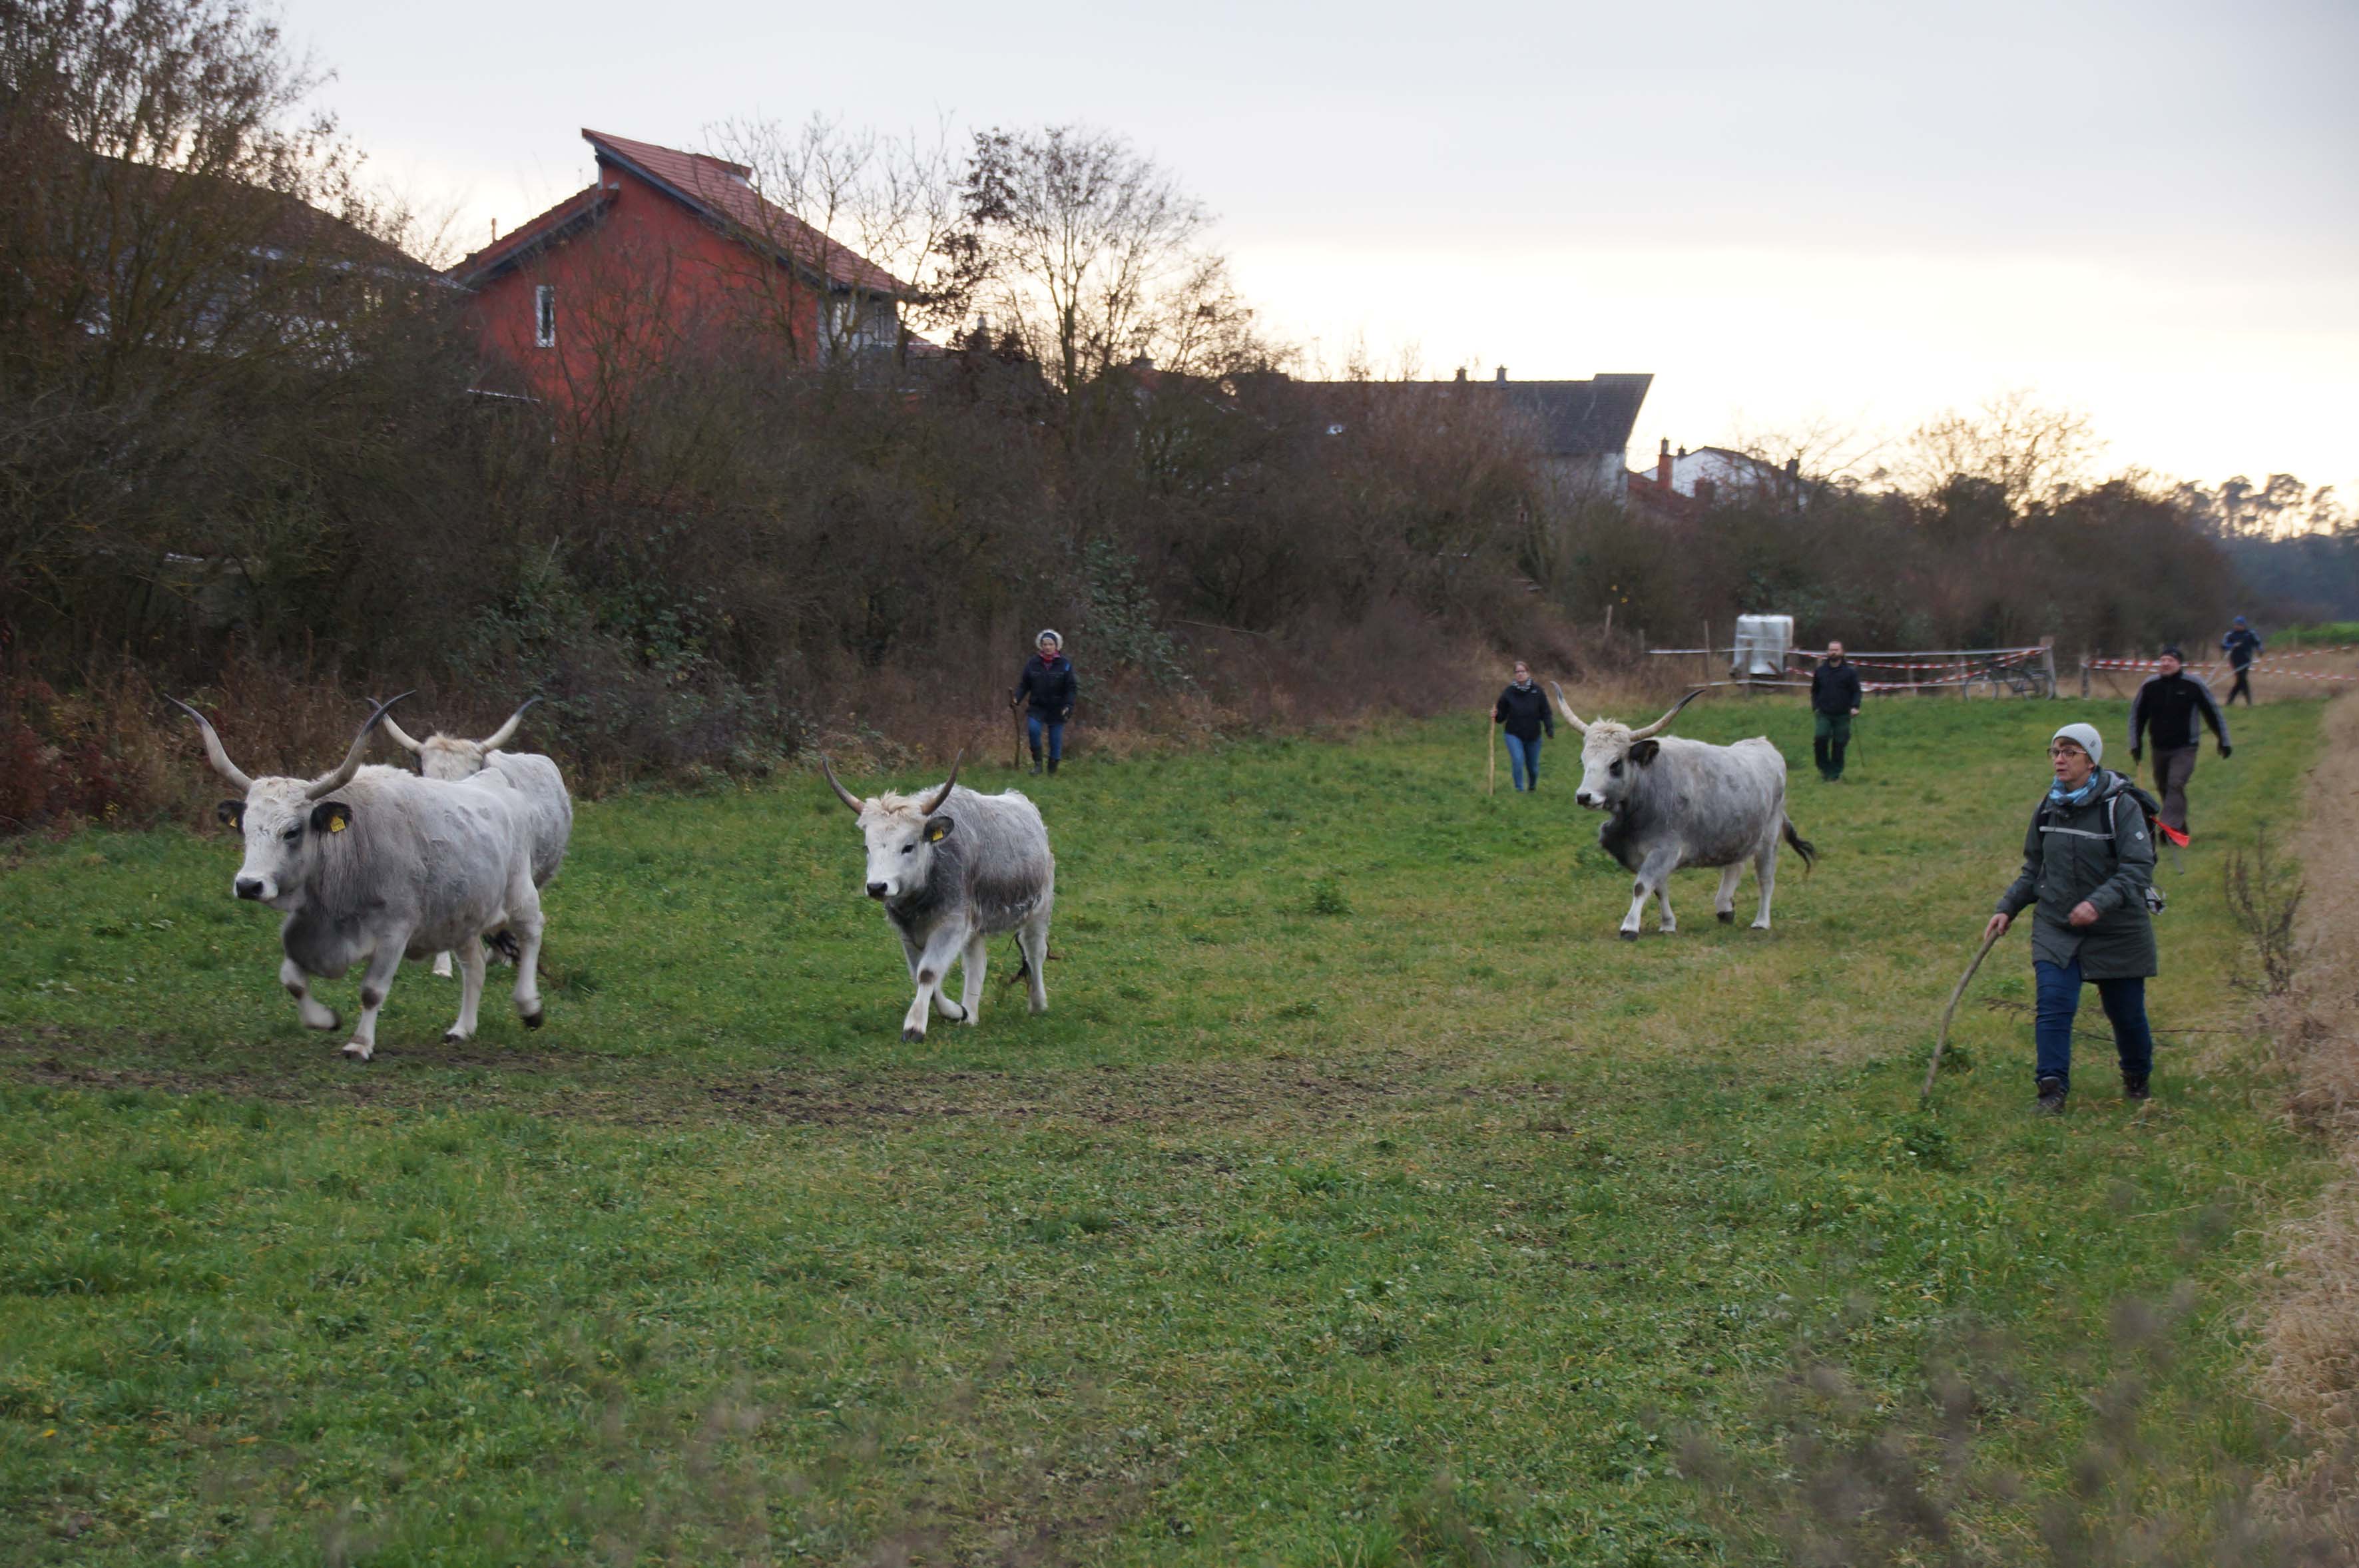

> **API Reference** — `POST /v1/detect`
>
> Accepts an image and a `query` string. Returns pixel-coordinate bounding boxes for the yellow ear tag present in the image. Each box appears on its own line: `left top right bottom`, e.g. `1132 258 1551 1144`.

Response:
330 816 346 833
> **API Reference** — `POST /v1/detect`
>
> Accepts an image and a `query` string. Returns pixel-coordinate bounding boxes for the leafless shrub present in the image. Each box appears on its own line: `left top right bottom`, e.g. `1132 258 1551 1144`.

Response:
2225 828 2306 997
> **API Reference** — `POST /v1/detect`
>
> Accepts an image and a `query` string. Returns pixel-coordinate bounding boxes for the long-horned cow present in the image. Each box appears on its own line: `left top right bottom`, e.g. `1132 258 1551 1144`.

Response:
821 751 1055 1041
379 698 573 977
1551 683 1816 939
172 695 548 1059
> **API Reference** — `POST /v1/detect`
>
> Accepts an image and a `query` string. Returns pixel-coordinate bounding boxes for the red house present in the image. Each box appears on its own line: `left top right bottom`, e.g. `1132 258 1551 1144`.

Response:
447 129 908 405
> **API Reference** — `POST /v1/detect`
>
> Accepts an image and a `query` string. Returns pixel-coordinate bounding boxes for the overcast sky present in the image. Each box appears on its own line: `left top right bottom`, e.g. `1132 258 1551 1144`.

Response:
289 0 2355 492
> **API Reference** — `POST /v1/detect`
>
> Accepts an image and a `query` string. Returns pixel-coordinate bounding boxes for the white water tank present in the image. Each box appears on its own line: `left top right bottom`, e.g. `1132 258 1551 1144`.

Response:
1732 614 1794 678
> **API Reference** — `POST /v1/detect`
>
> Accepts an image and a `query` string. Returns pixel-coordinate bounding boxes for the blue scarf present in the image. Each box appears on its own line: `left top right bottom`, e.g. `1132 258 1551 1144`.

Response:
2048 771 2101 809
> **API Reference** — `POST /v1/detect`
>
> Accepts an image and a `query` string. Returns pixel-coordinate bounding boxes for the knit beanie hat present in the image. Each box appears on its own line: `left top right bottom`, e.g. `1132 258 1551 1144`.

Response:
2051 722 2103 766
1035 629 1062 649
2159 645 2183 660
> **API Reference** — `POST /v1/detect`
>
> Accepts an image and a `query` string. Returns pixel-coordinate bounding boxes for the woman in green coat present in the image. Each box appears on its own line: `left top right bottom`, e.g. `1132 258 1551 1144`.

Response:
1983 722 2159 1113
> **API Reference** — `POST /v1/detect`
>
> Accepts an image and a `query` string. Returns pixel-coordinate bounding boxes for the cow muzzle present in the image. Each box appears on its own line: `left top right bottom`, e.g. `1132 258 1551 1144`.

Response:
866 880 890 900
1576 790 1605 810
234 876 270 901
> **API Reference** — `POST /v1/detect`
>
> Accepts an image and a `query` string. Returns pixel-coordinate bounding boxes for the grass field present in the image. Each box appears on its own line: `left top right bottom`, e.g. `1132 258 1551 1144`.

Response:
0 694 2337 1565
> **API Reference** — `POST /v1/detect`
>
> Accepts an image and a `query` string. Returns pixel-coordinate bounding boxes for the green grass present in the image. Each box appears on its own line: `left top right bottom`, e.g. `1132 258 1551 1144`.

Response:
0 696 2334 1564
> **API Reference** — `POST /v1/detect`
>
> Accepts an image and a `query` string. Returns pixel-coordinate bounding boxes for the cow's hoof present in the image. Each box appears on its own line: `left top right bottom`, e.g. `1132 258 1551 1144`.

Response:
521 1009 543 1031
1717 910 1735 924
1750 921 1772 932
442 1030 468 1045
1618 929 1639 942
307 1010 342 1033
340 1040 373 1062
901 1027 925 1043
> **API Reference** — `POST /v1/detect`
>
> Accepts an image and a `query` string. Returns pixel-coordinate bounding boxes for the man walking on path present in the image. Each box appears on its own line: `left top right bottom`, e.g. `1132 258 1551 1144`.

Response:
1809 641 1864 781
2128 646 2230 835
1492 660 1554 792
2221 616 2263 706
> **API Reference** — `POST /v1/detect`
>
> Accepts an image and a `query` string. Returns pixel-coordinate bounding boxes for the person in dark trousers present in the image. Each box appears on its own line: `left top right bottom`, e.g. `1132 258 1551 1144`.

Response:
2220 616 2263 706
2127 646 2230 835
1809 641 1864 781
1492 660 1554 791
1985 722 2159 1113
1011 629 1077 774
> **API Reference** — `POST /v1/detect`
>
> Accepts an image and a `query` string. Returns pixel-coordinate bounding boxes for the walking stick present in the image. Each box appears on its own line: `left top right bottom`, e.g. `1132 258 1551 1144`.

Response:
1487 714 1497 796
1922 924 2004 1104
1011 704 1023 771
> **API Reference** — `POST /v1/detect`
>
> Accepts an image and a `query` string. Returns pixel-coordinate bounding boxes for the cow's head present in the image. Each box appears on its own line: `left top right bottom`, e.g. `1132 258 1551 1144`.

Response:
1549 684 1704 812
821 751 963 901
380 697 538 781
170 694 409 908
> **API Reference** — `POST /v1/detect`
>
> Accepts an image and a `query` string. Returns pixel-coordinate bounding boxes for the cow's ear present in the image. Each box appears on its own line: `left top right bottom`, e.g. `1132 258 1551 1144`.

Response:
1629 739 1661 766
216 800 244 830
310 800 354 836
924 814 954 843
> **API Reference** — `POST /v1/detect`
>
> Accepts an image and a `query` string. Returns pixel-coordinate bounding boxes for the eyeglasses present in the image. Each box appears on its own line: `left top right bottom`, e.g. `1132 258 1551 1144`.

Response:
2048 746 2087 758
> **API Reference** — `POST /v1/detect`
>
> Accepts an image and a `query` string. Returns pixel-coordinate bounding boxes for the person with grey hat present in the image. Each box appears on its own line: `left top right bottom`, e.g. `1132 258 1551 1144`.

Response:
2127 646 2229 836
1011 629 1077 774
1984 721 2162 1113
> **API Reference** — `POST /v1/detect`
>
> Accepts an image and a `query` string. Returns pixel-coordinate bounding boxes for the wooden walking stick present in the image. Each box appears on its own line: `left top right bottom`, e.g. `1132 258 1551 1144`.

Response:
1487 712 1497 796
1011 702 1024 770
1922 923 2005 1103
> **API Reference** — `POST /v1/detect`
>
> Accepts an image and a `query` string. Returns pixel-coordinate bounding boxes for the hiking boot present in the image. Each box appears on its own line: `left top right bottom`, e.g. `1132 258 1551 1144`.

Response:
1029 760 1043 776
2035 1075 2068 1114
2121 1071 2151 1103
1046 758 1059 774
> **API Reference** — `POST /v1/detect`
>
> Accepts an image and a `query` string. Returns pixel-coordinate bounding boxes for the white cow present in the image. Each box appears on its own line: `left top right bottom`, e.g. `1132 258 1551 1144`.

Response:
172 695 547 1059
1553 684 1816 939
378 699 572 977
822 750 1055 1041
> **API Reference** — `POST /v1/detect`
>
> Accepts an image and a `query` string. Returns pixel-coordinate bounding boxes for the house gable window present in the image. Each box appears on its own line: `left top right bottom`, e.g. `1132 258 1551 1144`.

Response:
534 285 557 348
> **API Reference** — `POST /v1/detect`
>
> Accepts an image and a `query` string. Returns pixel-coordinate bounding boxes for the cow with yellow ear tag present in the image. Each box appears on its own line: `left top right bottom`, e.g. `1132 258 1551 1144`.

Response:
820 750 1057 1042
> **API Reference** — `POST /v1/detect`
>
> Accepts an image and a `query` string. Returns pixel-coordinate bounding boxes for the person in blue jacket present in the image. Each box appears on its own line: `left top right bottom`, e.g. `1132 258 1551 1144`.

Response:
1011 630 1077 774
2220 616 2262 706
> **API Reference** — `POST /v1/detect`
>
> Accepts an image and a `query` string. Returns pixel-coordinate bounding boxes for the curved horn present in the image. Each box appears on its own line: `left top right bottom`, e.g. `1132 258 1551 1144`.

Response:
921 748 965 815
306 692 409 801
477 696 541 752
1629 686 1707 741
819 754 865 814
1546 682 1589 734
373 702 427 755
167 697 253 792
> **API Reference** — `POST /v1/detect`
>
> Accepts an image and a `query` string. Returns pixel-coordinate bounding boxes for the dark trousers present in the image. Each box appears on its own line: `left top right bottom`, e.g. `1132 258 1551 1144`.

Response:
2033 957 2154 1089
2152 746 2197 834
2227 667 2252 706
1502 732 1541 790
1026 713 1065 764
1812 711 1852 779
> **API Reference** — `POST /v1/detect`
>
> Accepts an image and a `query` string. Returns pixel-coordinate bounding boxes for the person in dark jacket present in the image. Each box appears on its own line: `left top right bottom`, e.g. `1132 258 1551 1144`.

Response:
1985 722 2159 1113
2127 647 2230 835
1011 629 1077 774
1808 641 1864 781
2220 616 2263 706
1492 660 1555 791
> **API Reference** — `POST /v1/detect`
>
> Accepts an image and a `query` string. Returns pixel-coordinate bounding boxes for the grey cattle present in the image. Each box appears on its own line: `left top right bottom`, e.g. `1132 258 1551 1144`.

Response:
171 695 547 1060
1551 684 1816 939
380 700 573 976
822 751 1055 1041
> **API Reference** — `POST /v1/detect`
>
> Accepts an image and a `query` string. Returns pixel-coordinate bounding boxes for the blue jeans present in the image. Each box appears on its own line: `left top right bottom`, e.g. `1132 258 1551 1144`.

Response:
2033 957 2155 1089
1503 732 1541 790
1026 713 1064 763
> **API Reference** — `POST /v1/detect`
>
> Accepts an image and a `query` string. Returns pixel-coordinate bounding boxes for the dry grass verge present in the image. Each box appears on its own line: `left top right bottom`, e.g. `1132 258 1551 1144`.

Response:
2253 689 2359 1547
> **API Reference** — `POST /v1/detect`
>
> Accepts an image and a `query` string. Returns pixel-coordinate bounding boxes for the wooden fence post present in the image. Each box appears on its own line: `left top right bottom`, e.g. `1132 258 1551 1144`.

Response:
2040 637 2057 698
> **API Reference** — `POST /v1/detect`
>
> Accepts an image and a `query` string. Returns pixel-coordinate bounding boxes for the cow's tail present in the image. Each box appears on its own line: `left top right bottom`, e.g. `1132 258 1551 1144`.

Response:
1782 817 1818 874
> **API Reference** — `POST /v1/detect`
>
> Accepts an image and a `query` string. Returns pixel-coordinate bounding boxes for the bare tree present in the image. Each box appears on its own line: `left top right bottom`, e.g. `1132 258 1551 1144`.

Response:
1896 388 2103 515
961 125 1262 394
702 113 981 366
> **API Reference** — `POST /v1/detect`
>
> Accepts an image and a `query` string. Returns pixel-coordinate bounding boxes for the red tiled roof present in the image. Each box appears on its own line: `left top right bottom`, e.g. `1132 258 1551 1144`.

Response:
446 182 612 284
584 129 905 296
